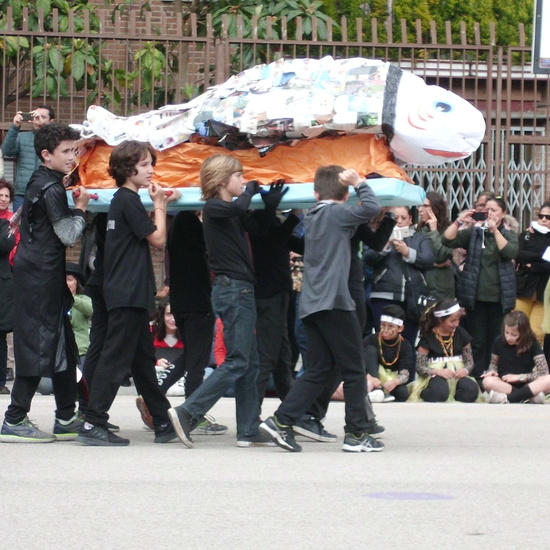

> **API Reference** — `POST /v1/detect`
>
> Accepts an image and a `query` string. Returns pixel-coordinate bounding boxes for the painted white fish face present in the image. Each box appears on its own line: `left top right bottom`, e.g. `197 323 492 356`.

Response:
391 71 486 166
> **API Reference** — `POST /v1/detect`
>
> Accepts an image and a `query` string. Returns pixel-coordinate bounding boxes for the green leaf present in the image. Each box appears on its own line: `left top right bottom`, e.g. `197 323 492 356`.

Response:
71 50 85 81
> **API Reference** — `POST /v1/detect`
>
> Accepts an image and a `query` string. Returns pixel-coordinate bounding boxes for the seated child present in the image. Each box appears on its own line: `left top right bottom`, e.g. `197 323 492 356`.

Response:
364 304 413 402
481 310 550 404
409 299 479 403
152 298 186 397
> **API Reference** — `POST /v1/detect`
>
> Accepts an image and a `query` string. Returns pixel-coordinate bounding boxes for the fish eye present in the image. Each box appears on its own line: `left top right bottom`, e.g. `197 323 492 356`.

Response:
434 101 452 113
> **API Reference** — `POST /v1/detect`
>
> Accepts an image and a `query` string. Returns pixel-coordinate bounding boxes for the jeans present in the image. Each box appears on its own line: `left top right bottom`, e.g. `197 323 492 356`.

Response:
181 277 260 439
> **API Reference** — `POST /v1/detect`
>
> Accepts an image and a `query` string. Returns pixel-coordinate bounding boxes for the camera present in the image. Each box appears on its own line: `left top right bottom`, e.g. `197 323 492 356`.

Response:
472 211 488 222
21 112 33 122
391 226 410 241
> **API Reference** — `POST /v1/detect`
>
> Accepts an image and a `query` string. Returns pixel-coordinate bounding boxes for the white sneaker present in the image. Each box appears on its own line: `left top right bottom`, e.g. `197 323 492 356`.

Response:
488 390 509 404
368 389 385 403
383 394 396 403
529 391 546 404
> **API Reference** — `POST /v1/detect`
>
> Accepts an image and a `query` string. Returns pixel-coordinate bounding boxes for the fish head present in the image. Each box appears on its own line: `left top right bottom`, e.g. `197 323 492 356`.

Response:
391 71 486 166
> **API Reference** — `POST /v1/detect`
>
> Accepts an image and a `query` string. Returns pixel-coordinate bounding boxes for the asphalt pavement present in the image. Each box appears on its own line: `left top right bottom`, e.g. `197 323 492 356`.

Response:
1 384 549 549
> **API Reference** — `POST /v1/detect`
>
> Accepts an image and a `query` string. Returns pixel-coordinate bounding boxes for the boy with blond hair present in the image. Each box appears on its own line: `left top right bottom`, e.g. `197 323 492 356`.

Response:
169 154 286 448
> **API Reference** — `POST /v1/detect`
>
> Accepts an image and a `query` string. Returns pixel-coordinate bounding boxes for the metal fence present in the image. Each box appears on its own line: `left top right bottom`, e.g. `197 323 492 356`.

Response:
1 9 549 227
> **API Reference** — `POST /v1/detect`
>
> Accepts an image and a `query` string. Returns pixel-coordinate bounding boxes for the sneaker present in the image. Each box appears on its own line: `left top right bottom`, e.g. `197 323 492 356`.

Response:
53 414 84 441
368 389 385 403
106 421 120 433
342 432 385 453
0 386 10 395
154 422 179 444
365 420 385 435
528 391 546 404
75 424 130 446
136 396 154 430
0 417 56 443
6 368 14 381
488 390 509 404
383 394 396 403
236 433 277 448
293 415 337 442
168 406 195 448
191 414 228 436
259 416 302 452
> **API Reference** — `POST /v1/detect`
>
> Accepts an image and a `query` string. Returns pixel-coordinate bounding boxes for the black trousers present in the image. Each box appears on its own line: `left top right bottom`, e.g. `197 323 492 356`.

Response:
464 300 504 379
84 307 171 428
255 292 294 408
80 284 109 413
5 368 76 424
276 309 368 434
157 310 215 398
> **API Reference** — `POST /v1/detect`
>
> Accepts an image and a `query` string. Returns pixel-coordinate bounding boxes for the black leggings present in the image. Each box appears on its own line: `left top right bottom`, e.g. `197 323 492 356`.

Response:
420 376 478 403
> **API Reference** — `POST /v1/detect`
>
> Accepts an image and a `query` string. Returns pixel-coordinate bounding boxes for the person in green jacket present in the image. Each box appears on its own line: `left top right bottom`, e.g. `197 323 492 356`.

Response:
1 105 55 211
417 191 456 300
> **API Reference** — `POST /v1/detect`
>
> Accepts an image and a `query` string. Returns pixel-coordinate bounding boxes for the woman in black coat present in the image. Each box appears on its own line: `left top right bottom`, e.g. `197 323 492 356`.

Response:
515 201 550 344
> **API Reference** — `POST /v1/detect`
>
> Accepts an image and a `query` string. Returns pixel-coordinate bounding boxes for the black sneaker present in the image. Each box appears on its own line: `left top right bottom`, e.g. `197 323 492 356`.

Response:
168 406 194 448
365 421 385 435
53 414 84 441
342 432 385 453
75 424 130 446
154 422 178 444
259 416 302 452
106 421 120 433
293 415 337 442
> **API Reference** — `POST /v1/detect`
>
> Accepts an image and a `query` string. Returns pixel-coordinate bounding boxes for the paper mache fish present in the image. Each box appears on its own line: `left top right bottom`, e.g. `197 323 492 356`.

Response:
74 56 485 167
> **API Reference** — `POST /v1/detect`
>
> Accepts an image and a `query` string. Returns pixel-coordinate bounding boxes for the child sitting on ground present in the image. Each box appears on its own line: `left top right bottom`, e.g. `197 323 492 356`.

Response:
409 299 479 403
481 310 550 404
364 304 413 402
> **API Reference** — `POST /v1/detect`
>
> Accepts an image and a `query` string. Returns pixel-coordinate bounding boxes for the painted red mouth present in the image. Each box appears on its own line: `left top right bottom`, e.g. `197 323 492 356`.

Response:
423 149 468 158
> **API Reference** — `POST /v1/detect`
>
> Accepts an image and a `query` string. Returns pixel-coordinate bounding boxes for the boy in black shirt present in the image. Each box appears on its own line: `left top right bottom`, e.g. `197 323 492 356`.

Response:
76 140 180 446
169 154 286 448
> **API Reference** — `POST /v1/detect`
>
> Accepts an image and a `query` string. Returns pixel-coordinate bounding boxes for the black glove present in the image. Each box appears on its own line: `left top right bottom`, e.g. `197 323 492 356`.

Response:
245 180 262 195
261 179 289 209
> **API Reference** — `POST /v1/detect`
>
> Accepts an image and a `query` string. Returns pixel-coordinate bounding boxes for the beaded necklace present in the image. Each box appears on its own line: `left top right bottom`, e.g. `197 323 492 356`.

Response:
434 331 454 357
378 334 402 367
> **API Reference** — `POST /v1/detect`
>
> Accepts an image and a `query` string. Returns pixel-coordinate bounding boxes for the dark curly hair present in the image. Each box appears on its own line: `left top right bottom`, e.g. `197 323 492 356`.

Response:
0 179 14 202
417 191 451 233
34 123 80 162
418 298 462 338
108 141 157 187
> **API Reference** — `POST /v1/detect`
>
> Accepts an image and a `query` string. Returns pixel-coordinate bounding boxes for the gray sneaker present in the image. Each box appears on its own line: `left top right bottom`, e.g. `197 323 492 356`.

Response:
53 414 84 441
236 433 276 448
342 432 385 453
0 417 56 443
293 415 337 442
192 414 228 435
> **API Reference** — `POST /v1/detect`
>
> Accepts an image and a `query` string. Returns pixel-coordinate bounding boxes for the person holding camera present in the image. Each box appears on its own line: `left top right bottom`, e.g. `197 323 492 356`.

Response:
365 206 435 348
442 196 518 381
1 106 55 212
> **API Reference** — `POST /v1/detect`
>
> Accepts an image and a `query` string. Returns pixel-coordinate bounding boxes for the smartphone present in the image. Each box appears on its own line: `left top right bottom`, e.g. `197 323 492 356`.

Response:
21 112 33 122
472 211 488 222
391 226 410 241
